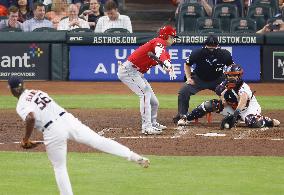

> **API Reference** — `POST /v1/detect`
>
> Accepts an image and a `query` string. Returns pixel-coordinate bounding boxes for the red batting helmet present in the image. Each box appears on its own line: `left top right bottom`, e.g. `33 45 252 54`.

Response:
0 5 8 16
158 25 178 40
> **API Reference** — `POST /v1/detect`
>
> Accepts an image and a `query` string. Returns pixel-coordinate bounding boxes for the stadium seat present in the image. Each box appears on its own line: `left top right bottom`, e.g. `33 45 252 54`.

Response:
217 0 245 17
176 3 205 33
33 27 57 32
198 28 223 34
79 3 89 15
71 28 93 32
104 28 131 33
196 17 221 33
247 4 272 30
79 3 104 15
0 16 7 20
45 4 52 12
0 27 22 32
230 18 256 33
213 3 239 32
252 0 279 15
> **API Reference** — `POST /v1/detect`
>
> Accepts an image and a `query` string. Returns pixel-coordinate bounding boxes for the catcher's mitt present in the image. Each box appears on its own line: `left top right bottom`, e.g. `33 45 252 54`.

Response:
220 114 238 130
21 139 39 149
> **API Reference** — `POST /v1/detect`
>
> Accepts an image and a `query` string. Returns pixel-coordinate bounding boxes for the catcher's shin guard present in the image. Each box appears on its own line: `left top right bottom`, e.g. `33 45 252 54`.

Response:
245 114 275 128
187 99 223 121
186 105 206 121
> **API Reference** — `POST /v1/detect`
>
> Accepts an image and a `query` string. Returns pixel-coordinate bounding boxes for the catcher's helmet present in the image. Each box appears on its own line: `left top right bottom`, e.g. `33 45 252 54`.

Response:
204 35 219 46
224 64 243 88
158 25 178 40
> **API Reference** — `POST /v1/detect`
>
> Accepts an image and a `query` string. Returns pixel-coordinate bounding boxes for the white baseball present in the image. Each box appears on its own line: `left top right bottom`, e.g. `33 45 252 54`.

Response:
224 123 230 129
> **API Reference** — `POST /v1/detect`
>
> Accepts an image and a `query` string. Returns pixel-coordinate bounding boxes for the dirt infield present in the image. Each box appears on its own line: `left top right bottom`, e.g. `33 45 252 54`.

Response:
0 81 284 156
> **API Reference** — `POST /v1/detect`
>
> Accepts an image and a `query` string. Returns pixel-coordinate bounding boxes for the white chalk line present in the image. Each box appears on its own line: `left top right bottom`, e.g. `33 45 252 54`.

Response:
1 128 283 145
0 141 44 145
98 128 122 136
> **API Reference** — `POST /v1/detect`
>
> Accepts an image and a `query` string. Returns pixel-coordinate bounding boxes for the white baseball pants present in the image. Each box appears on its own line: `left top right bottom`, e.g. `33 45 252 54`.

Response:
220 100 261 121
117 60 159 129
43 113 134 195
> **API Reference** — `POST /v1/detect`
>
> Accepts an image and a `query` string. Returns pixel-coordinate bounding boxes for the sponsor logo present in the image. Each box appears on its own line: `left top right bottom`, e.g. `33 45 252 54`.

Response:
273 52 284 80
93 36 137 44
175 36 257 44
69 36 83 41
29 43 44 58
0 43 48 79
0 43 44 68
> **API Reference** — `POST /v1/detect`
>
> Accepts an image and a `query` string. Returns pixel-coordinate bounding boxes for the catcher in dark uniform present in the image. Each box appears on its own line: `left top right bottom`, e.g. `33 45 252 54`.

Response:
178 64 281 129
173 35 234 124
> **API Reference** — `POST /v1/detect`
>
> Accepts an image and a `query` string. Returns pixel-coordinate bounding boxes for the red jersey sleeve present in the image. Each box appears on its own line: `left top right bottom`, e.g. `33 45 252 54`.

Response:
127 38 170 73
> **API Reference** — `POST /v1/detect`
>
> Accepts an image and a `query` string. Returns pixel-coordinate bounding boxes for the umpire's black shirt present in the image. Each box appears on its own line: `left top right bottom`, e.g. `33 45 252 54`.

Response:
186 47 234 81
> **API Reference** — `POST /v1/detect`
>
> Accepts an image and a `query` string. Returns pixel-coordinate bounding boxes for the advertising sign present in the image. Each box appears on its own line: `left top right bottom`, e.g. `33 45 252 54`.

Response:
273 52 284 80
262 46 284 82
69 45 260 82
67 33 264 45
0 43 50 80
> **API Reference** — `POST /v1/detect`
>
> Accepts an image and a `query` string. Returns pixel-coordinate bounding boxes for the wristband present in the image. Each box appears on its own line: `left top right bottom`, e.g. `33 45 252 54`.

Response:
233 109 241 117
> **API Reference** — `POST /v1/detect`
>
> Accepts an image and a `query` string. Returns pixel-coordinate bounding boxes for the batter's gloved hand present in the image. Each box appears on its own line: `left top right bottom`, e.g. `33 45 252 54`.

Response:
169 69 177 80
21 138 39 149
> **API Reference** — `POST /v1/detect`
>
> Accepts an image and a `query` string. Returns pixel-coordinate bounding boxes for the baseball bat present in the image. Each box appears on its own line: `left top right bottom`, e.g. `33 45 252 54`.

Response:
147 52 167 68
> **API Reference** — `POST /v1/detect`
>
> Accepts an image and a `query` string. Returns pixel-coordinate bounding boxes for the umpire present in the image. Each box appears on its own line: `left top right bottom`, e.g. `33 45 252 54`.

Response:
173 35 234 124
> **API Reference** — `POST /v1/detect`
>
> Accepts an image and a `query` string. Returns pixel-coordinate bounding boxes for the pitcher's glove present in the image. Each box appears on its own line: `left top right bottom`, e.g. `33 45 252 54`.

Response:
220 109 241 130
21 138 39 149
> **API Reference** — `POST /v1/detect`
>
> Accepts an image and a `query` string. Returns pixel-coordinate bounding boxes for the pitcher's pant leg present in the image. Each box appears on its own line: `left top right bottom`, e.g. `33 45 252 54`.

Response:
46 141 73 195
69 118 132 159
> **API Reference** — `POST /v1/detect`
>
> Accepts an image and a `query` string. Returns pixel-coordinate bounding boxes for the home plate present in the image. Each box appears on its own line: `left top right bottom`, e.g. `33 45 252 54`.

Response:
196 132 226 137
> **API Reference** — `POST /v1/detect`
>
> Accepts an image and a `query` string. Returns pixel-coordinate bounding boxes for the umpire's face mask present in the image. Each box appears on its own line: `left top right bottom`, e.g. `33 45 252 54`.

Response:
205 45 218 54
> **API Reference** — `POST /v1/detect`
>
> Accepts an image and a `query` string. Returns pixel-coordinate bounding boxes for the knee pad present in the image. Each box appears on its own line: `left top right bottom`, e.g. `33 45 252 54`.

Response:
203 99 224 113
245 114 265 128
140 84 151 95
187 105 206 121
151 98 159 107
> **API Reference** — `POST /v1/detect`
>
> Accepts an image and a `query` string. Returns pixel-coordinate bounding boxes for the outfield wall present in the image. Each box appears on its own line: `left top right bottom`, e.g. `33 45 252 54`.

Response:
0 32 283 82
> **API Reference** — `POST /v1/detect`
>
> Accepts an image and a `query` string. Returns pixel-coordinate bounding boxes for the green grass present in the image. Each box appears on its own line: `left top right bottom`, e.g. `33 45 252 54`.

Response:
1 94 284 194
0 95 283 110
0 152 284 195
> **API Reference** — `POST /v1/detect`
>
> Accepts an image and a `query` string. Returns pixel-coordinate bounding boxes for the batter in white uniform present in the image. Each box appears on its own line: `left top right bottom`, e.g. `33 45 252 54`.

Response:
8 76 149 195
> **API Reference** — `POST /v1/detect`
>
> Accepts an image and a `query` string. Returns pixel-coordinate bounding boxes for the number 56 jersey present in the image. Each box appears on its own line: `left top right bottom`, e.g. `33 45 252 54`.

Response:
16 89 65 130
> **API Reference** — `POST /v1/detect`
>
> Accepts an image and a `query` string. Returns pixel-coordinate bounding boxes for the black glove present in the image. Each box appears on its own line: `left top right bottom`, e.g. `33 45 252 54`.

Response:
220 109 240 130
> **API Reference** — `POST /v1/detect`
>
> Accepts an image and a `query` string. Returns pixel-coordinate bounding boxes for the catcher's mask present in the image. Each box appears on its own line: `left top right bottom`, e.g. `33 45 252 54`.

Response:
224 64 243 89
204 35 219 46
158 25 178 40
